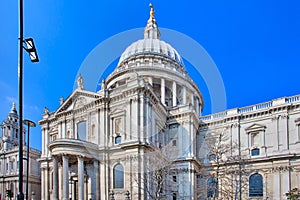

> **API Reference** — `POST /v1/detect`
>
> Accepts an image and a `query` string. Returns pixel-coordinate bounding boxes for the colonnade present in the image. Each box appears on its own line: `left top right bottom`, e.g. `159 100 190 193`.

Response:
149 77 201 114
50 154 100 200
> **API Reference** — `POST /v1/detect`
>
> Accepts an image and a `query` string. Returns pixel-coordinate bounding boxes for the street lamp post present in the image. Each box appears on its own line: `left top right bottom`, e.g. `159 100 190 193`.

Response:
23 120 36 200
17 0 39 199
18 0 25 199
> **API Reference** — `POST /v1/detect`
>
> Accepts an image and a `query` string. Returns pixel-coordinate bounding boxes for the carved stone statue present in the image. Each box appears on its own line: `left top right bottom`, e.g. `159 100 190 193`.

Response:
101 78 107 90
44 107 50 115
77 74 84 90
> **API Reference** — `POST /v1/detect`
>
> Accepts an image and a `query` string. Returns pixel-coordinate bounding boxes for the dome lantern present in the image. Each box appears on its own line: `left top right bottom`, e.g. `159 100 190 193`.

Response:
117 4 184 68
144 3 161 40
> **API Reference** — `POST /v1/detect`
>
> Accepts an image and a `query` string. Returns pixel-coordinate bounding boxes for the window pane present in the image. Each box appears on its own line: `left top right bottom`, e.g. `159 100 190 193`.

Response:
251 148 260 156
249 173 263 197
113 164 124 188
115 136 121 144
77 121 86 140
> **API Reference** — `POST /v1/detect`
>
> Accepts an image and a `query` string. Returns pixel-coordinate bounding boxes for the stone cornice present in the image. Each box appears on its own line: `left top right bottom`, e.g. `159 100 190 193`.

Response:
200 94 300 126
48 138 99 160
167 105 200 125
200 153 300 169
105 65 203 104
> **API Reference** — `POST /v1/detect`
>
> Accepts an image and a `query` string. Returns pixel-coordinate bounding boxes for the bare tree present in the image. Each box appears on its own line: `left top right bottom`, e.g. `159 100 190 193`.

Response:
197 128 250 200
132 142 178 200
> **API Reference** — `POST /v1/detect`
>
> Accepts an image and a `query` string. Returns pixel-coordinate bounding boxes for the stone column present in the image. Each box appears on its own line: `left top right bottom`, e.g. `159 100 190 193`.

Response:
53 156 58 200
191 94 194 106
58 164 63 200
45 166 49 200
94 160 100 200
78 156 84 200
195 97 199 115
182 86 186 105
45 128 49 156
172 81 177 107
42 128 45 156
41 168 45 200
161 78 165 105
62 154 69 200
273 170 280 199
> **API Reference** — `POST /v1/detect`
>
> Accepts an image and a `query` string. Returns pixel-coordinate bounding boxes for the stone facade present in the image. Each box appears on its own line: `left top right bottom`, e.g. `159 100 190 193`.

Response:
198 95 300 200
39 5 300 200
0 103 41 200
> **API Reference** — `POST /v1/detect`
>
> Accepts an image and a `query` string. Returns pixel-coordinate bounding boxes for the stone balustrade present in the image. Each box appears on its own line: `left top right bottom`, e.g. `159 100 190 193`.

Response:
200 94 300 122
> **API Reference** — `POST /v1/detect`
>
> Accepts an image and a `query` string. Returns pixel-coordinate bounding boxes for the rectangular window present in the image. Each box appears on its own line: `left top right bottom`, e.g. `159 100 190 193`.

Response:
115 136 122 144
172 175 177 182
169 124 178 146
77 121 87 140
172 193 177 200
251 148 260 156
172 140 177 146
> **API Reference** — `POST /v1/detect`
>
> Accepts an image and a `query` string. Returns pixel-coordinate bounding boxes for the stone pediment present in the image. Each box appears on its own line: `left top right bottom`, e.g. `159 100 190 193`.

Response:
245 123 266 133
55 89 101 114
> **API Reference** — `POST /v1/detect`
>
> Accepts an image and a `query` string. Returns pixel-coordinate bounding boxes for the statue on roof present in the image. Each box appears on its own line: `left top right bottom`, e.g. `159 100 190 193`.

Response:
101 78 107 90
77 74 84 90
44 107 50 115
149 3 155 19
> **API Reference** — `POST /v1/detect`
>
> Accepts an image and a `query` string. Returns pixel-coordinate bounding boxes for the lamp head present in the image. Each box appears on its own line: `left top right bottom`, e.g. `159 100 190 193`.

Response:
24 38 39 63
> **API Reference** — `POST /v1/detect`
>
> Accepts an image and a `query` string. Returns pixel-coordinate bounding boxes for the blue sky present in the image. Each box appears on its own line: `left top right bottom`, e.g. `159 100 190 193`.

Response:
1 1 300 150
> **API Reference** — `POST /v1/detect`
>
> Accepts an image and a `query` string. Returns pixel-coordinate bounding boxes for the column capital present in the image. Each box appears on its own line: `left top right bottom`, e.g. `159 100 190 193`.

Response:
77 155 84 161
61 153 69 158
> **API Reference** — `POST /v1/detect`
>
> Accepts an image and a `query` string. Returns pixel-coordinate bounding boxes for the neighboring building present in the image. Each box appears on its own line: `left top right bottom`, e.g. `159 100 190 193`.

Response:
39 4 300 200
0 103 41 200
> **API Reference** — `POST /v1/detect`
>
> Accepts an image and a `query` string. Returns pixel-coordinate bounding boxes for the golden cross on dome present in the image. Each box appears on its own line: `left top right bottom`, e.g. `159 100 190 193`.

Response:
149 3 155 19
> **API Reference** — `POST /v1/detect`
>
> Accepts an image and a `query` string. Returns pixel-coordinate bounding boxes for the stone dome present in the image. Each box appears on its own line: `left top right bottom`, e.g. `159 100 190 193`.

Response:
117 4 184 68
117 38 184 67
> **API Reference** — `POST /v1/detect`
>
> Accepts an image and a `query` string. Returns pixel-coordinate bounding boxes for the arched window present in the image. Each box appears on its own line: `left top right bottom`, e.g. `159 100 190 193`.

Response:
207 176 218 198
115 136 122 144
249 173 263 197
113 164 124 189
77 121 86 140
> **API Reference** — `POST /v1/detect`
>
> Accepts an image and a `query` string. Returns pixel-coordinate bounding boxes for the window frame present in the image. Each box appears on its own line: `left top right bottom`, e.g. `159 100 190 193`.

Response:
113 163 124 189
115 136 122 144
77 121 87 141
249 173 263 197
251 148 260 156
